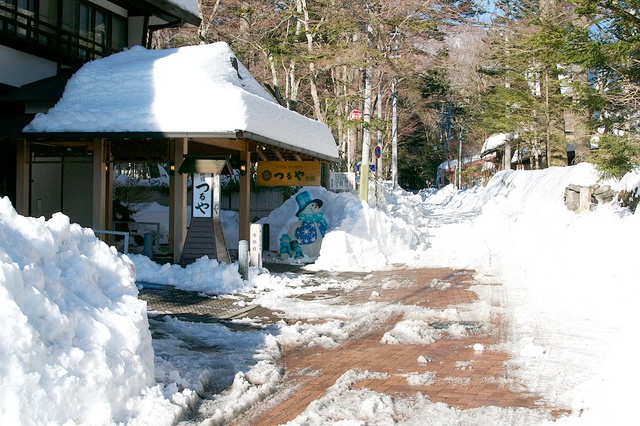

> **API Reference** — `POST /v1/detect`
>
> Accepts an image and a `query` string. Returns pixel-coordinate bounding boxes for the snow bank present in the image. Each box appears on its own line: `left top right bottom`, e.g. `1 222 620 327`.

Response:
131 254 249 295
419 163 640 424
259 186 425 272
5 160 639 424
0 197 179 425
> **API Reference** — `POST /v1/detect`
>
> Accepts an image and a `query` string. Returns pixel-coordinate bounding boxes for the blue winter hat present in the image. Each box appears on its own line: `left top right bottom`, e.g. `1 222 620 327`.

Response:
295 191 323 216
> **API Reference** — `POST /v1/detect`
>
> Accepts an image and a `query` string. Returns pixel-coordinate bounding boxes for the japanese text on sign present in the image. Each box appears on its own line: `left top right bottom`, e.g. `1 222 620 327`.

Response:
329 172 356 191
257 161 322 186
192 173 215 218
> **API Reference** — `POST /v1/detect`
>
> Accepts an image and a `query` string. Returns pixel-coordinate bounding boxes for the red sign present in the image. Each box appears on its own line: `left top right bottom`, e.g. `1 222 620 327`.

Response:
349 109 363 121
374 145 381 159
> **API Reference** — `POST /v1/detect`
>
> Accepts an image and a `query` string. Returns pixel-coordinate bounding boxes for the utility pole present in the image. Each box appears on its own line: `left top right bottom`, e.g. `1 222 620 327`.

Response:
376 82 383 203
359 65 372 202
359 10 374 203
391 76 398 190
347 126 352 172
457 129 462 189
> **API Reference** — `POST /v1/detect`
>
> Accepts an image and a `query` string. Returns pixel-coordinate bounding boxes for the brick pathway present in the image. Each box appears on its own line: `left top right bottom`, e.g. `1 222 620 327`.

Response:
230 268 569 425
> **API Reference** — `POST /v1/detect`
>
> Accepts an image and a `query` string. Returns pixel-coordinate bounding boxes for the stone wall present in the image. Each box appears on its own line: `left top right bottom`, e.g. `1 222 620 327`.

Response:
565 183 640 212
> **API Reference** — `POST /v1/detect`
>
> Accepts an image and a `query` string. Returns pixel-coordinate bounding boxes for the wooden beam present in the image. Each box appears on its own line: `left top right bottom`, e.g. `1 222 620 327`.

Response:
238 147 251 243
189 138 247 152
104 156 114 245
92 139 106 230
15 139 29 216
171 138 188 263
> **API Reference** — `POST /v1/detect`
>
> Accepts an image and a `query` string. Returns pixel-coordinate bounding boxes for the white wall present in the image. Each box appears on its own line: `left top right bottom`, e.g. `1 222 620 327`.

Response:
30 158 93 227
0 45 57 87
31 161 62 219
127 16 146 48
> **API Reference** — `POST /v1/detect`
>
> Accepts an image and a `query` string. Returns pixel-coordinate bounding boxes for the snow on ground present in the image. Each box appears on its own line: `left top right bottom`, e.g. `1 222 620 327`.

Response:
2 163 639 425
0 198 182 425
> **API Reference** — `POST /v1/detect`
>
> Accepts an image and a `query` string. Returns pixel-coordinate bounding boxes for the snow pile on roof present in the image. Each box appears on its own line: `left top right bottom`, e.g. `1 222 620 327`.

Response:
24 42 338 160
437 155 484 171
480 132 514 156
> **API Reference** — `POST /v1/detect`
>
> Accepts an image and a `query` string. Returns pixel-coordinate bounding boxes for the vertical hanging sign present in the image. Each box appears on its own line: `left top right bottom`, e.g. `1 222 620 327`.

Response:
192 173 213 218
211 174 221 218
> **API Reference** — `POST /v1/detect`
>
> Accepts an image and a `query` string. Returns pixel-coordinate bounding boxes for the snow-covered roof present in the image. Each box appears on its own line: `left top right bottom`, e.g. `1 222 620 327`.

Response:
24 42 338 161
437 155 483 171
480 133 515 156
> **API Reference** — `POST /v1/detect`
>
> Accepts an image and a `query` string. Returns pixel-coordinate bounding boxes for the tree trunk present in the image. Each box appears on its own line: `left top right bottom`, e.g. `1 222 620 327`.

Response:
545 68 568 166
299 0 325 122
198 0 221 41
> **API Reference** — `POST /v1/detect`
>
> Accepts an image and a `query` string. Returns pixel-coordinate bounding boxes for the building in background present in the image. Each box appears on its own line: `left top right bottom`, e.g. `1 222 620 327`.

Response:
0 0 201 206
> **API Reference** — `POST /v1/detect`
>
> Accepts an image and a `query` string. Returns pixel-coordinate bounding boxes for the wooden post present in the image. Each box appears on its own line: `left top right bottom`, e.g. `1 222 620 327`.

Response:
171 138 188 263
92 139 106 230
15 138 29 216
579 186 591 212
238 145 251 242
104 142 114 245
504 141 511 171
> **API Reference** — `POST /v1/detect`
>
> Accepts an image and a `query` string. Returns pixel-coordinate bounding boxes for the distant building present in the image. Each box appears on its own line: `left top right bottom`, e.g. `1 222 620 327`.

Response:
436 155 494 189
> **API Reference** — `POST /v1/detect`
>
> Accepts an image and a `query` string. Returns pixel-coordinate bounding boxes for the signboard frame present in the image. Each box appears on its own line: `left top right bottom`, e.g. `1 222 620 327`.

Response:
192 173 220 218
257 161 322 186
329 172 356 191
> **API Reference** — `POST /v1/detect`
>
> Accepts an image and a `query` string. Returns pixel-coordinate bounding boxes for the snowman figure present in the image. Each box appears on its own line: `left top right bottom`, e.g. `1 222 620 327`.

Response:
278 234 294 258
287 191 328 258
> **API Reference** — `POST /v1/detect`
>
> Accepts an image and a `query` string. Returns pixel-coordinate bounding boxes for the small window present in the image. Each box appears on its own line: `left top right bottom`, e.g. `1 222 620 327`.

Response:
94 10 105 46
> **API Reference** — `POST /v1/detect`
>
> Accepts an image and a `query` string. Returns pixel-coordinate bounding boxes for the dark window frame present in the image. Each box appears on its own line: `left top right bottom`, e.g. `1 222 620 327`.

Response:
0 0 127 65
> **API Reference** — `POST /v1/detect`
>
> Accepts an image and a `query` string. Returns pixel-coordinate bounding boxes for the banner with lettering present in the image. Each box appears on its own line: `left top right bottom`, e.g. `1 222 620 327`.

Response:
257 161 322 186
192 173 214 218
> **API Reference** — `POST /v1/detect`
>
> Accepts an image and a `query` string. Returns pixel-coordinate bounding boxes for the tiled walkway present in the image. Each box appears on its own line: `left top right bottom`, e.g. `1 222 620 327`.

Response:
230 268 569 425
139 283 258 322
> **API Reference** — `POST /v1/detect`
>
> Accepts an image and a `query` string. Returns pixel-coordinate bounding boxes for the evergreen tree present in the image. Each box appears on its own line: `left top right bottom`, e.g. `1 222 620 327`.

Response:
474 0 575 168
569 0 640 177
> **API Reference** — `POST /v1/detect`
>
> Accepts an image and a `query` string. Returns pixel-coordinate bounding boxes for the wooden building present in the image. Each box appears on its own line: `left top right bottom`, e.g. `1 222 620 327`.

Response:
1 2 338 264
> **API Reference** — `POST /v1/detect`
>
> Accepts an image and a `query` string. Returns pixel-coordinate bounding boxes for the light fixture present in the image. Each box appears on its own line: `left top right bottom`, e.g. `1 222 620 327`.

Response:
169 164 175 176
239 161 247 176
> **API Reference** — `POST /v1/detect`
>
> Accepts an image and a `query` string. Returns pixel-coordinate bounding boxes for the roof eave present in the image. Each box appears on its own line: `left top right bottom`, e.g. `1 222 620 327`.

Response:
239 131 338 163
111 0 201 27
20 130 339 163
145 0 201 26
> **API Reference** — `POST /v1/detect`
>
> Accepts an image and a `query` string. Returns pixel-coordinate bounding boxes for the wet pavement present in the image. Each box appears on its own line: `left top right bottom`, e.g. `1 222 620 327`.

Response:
138 265 571 425
138 262 303 322
139 282 258 323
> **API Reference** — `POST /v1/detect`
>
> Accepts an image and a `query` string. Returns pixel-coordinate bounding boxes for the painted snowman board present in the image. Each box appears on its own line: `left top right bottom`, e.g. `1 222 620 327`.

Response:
280 191 328 258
